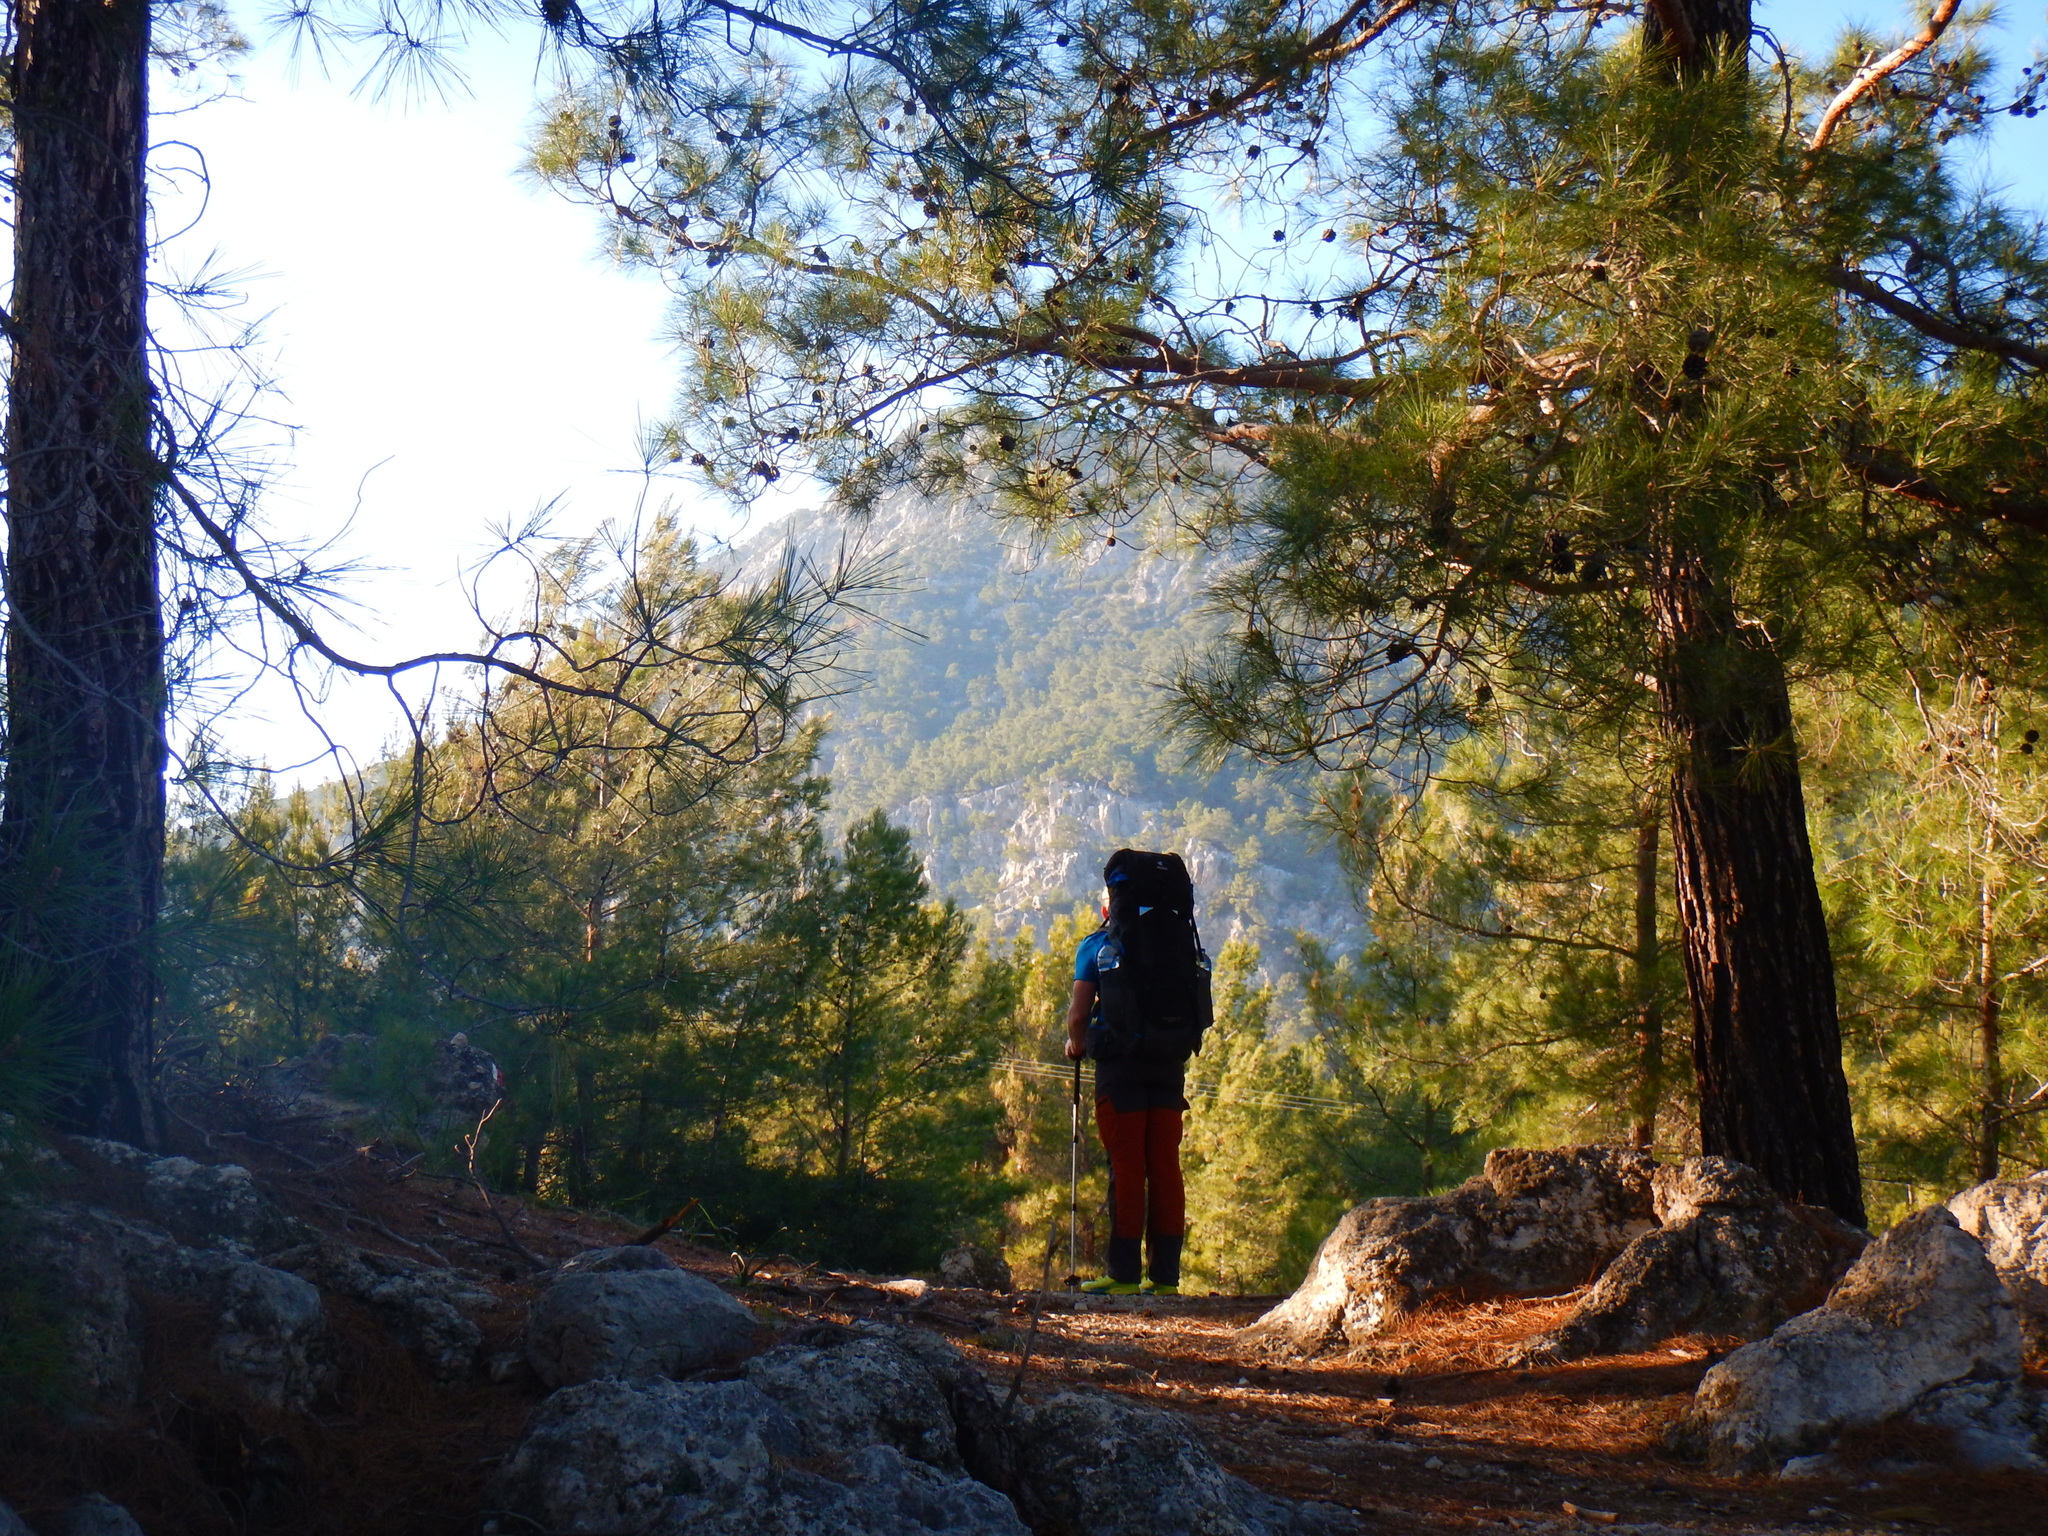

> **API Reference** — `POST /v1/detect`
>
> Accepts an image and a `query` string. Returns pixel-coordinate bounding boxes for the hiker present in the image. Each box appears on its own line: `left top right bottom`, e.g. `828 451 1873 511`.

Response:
1064 848 1212 1295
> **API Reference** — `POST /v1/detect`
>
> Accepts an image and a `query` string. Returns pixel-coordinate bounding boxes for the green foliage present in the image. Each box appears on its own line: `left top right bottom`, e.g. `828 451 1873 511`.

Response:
164 527 1027 1274
738 811 1025 1263
1179 940 1358 1292
1810 656 2048 1220
984 906 1095 1284
1325 705 1687 1153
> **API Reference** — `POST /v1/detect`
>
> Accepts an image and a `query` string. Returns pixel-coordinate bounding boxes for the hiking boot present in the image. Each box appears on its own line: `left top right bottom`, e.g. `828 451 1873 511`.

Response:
1145 1231 1184 1293
1078 1275 1144 1295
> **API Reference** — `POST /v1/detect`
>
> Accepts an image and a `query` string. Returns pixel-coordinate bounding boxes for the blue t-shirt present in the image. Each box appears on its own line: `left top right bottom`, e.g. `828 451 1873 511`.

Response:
1074 925 1187 1112
1074 928 1111 985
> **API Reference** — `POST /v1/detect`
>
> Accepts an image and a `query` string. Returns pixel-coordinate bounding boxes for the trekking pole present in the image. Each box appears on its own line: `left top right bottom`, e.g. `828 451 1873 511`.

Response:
1068 1055 1081 1290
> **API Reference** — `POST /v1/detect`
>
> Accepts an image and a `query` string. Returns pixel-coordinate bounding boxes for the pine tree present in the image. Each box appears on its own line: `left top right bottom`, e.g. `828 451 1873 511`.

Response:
1179 940 1359 1292
538 3 2048 1221
1332 706 1686 1154
1810 653 2048 1211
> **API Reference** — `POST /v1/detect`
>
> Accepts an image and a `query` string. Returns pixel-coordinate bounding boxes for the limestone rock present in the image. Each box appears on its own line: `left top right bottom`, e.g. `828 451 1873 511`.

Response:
1507 1157 1865 1365
525 1265 756 1388
848 1324 1027 1503
208 1260 331 1412
271 1235 492 1381
1671 1206 2023 1470
1014 1387 1350 1536
557 1244 678 1275
67 1137 156 1173
1243 1145 1657 1354
1905 1376 2046 1471
1947 1171 2048 1345
689 1442 1027 1536
1651 1156 1781 1225
22 1202 330 1413
496 1315 1351 1536
62 1140 300 1257
17 1203 145 1408
427 1033 504 1122
48 1494 147 1536
745 1333 963 1470
493 1375 1025 1536
497 1376 801 1533
937 1243 1012 1293
140 1156 301 1256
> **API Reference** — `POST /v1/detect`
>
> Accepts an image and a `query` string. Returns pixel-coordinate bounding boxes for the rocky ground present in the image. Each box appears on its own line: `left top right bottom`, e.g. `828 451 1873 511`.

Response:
3 1131 2043 1535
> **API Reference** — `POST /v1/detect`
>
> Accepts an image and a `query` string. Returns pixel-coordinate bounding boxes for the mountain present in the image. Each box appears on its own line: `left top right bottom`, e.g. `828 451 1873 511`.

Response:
737 490 1364 969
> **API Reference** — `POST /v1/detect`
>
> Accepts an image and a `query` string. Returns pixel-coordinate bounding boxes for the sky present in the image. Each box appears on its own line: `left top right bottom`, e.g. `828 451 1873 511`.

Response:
160 2 2048 781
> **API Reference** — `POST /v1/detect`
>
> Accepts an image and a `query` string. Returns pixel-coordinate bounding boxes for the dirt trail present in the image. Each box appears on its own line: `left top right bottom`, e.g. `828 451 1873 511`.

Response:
951 1290 2047 1535
11 1137 2044 1535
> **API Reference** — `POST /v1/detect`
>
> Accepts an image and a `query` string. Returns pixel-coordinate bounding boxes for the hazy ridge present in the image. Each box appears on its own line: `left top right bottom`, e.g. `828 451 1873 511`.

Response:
738 491 1363 968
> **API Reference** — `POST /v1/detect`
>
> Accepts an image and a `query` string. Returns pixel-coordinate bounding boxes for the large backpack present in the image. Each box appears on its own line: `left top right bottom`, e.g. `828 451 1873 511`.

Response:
1089 848 1214 1064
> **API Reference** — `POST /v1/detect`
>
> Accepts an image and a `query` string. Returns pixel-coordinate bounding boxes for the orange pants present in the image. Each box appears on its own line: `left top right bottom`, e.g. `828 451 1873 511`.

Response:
1095 1100 1185 1240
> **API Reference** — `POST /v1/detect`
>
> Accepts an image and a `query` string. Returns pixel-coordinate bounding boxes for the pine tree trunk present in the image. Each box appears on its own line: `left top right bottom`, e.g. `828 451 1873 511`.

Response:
4 0 166 1146
1635 0 1864 1224
1975 817 2003 1184
1644 0 1751 63
1630 798 1664 1152
1654 555 1864 1225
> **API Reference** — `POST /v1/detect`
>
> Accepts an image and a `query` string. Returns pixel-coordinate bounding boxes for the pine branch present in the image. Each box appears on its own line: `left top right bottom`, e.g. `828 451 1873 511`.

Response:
1822 265 2048 371
1808 1 1962 153
1837 443 2048 537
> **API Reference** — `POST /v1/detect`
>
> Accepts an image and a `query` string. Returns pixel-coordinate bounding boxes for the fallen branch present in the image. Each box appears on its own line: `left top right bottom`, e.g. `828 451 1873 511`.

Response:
462 1100 548 1273
315 1199 451 1267
630 1198 703 1246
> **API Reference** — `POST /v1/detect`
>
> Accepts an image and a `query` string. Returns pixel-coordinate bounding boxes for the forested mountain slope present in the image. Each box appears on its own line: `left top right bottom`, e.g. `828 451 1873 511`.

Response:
741 491 1361 965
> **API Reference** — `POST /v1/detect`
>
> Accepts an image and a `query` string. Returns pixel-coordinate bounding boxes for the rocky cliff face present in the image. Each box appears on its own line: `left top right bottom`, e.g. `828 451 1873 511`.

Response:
737 490 1363 968
894 778 1363 958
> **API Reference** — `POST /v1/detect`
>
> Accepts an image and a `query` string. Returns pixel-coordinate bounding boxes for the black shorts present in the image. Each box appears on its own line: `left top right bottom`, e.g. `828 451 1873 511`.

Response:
1094 1058 1188 1114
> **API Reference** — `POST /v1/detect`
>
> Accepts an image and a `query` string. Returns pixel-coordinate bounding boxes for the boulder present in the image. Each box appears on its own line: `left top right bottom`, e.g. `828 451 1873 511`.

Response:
271 1235 493 1380
17 1203 146 1408
880 1327 1027 1503
525 1265 756 1388
21 1202 330 1413
67 1137 156 1173
937 1243 1012 1293
494 1321 1348 1536
63 1142 299 1257
708 1442 1028 1536
48 1494 147 1536
1506 1157 1865 1365
426 1033 504 1123
1671 1206 2024 1470
138 1156 299 1256
1948 1171 2048 1346
493 1375 1026 1536
208 1260 331 1412
745 1333 964 1470
1014 1388 1351 1536
557 1244 678 1275
1242 1145 1657 1354
1903 1376 2046 1471
497 1376 800 1534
